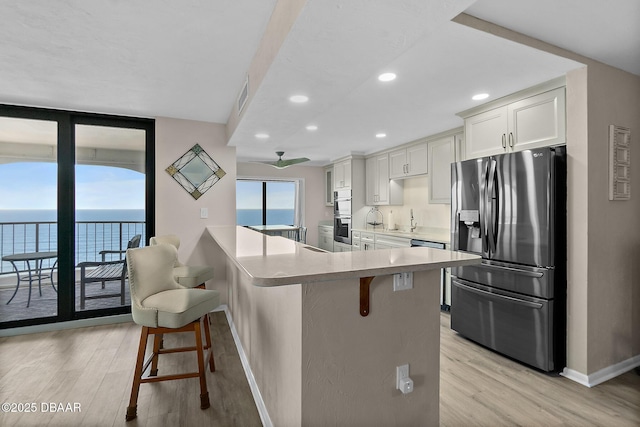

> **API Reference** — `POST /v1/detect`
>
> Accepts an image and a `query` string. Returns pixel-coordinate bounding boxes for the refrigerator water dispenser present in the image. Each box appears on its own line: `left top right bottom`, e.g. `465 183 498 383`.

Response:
457 210 481 253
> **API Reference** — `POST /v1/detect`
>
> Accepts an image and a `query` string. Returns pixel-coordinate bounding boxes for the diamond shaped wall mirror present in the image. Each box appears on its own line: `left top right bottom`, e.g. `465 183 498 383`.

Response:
166 144 226 200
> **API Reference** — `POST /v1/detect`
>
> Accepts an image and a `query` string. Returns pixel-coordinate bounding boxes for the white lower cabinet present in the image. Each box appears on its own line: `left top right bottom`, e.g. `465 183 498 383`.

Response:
334 241 352 252
352 231 361 251
374 234 411 249
360 232 375 251
318 225 334 252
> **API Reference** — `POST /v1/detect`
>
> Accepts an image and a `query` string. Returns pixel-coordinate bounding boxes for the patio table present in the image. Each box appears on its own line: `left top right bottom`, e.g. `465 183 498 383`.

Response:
2 251 58 307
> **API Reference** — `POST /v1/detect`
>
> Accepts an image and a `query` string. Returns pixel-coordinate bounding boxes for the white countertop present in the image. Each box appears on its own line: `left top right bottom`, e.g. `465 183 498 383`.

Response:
208 226 479 287
352 227 451 245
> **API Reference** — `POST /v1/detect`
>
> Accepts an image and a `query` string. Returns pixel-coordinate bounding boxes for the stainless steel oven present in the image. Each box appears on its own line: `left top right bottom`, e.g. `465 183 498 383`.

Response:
333 215 352 244
334 190 352 244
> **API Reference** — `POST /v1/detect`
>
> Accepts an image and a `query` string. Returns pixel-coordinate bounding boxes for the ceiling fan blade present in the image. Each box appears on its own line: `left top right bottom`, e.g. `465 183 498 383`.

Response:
274 157 310 168
251 152 310 169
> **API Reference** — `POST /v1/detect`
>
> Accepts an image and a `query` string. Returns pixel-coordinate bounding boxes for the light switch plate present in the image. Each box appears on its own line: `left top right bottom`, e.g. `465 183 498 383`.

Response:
200 207 208 219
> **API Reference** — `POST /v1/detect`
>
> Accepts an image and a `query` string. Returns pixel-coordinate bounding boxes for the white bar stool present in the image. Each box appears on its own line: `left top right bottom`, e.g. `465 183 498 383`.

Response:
149 234 214 289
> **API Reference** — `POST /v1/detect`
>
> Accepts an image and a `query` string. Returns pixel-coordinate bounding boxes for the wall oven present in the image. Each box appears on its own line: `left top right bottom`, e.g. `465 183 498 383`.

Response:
334 190 352 244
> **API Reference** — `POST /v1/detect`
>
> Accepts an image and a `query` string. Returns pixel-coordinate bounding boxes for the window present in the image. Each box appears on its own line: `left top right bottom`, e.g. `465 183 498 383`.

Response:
236 179 298 226
0 104 154 329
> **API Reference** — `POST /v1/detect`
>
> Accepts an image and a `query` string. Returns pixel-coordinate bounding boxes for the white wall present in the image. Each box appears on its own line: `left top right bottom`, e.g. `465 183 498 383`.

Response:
236 162 332 247
155 117 237 301
584 64 640 373
566 63 640 376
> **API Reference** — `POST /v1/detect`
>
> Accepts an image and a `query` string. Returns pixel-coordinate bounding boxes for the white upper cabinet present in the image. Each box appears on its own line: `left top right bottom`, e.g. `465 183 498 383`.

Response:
428 133 460 204
334 160 352 189
366 154 402 206
389 141 428 179
324 166 334 206
389 149 407 179
464 106 509 159
461 81 566 160
507 87 566 152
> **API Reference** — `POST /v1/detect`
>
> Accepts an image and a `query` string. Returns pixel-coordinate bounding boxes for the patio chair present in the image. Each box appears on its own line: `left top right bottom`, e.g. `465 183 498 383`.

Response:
78 234 141 309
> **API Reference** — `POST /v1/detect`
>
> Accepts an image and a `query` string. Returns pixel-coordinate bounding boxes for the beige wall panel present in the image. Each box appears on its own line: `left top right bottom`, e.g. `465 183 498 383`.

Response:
565 67 590 374
155 117 236 302
301 270 440 426
585 64 640 373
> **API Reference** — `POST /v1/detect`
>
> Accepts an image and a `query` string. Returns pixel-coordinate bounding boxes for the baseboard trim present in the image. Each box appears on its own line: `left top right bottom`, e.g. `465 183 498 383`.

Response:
0 313 133 337
561 354 640 387
217 305 273 427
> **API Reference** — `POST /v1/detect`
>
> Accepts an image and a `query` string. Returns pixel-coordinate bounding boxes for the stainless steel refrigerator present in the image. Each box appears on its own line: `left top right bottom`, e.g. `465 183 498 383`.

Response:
450 146 566 372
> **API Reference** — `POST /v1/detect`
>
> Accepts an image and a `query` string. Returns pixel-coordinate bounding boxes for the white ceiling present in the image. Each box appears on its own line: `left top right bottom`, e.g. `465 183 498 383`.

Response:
0 0 638 165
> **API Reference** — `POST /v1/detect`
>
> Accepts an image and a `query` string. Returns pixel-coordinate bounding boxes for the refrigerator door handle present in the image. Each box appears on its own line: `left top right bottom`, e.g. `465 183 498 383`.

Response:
454 281 544 309
487 159 498 255
481 261 545 277
480 161 490 256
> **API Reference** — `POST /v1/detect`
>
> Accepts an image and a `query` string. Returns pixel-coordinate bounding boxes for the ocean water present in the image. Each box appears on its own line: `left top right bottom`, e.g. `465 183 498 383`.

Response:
0 209 145 272
236 209 294 226
1 209 295 273
0 209 145 222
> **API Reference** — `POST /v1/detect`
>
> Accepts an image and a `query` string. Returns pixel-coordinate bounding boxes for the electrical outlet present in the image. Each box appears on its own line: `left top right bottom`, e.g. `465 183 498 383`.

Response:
403 272 413 289
393 272 413 291
396 364 414 394
396 364 409 389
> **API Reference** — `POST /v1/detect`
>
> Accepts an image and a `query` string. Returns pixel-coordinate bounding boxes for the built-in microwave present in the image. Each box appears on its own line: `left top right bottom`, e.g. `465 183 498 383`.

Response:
333 190 351 217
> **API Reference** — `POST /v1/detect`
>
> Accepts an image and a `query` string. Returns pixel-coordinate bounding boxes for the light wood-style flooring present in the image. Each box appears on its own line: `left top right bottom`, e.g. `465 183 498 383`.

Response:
440 312 640 426
0 311 262 427
1 311 638 426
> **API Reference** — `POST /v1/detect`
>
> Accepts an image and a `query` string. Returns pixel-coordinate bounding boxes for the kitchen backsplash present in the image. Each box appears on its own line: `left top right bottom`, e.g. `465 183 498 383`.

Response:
370 176 450 232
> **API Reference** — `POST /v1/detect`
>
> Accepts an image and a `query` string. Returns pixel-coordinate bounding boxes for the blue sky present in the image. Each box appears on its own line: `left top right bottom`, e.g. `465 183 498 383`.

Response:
0 162 145 209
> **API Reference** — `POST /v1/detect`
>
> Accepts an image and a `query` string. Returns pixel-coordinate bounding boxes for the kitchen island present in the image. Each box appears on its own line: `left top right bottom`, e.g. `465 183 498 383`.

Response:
207 225 480 426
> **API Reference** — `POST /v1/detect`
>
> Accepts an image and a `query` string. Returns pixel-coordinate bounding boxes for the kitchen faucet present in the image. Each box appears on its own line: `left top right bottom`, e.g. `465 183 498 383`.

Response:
410 209 417 232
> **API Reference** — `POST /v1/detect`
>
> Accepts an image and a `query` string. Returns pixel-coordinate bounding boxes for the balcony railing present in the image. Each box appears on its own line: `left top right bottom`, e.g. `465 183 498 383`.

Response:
0 221 146 275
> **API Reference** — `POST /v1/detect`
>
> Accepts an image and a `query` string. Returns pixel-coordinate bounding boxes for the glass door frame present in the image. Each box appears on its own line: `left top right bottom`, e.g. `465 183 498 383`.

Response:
0 104 155 329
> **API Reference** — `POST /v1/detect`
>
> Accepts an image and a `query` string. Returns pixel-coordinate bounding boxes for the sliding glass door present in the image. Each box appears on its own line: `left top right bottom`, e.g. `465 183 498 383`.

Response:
0 115 59 323
0 105 154 329
74 122 146 313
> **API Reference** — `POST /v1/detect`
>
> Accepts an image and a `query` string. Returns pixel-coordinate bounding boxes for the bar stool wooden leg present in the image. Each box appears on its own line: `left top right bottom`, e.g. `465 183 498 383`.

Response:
202 314 215 372
150 333 162 376
194 320 210 409
126 326 149 421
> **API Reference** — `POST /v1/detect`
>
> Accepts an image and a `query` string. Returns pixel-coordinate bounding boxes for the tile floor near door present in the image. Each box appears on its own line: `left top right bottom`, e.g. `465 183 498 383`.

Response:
0 311 638 426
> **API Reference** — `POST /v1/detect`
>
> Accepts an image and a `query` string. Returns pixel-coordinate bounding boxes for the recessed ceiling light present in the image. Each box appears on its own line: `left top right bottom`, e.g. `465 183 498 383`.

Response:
306 125 318 131
472 93 489 101
376 133 387 138
255 133 269 139
289 95 309 103
378 73 397 82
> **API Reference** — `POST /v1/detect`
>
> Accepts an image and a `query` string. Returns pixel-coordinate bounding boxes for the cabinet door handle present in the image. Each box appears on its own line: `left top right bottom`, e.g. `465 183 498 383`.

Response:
509 132 514 148
501 134 506 150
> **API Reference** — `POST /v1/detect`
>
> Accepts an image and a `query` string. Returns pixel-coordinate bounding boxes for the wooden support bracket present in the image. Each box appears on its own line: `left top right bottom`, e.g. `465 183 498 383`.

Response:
360 276 375 317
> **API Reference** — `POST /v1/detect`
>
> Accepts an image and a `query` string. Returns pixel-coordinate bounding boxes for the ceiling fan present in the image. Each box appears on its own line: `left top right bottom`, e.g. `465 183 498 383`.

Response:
257 151 310 169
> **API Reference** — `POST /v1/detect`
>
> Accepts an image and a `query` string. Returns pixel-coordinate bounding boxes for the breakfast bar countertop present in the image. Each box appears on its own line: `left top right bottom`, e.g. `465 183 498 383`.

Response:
207 225 480 287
